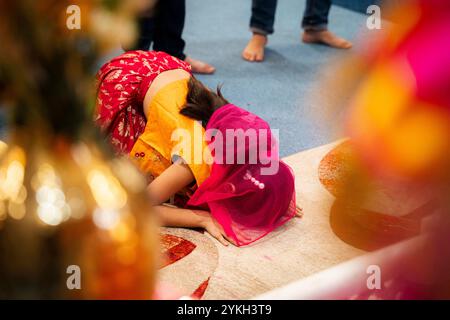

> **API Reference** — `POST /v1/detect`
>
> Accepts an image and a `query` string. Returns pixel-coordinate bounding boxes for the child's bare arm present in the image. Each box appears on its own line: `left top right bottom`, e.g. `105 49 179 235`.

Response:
146 160 194 206
147 161 231 246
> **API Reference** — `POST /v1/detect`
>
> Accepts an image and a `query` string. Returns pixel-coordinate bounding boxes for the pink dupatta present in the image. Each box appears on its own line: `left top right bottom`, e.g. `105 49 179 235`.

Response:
187 104 297 246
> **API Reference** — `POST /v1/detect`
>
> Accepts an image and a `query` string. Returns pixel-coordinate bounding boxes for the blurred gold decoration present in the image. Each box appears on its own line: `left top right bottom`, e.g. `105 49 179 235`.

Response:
0 0 158 299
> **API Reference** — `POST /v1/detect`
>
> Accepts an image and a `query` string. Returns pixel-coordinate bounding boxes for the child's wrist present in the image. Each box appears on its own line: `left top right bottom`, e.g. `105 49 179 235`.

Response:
192 210 210 228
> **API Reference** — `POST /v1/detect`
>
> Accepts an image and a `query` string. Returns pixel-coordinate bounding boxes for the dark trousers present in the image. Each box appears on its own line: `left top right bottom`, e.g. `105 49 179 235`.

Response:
129 0 186 60
250 0 331 35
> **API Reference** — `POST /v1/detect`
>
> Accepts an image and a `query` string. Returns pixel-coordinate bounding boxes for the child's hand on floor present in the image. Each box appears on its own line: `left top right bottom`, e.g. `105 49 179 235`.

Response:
200 214 234 246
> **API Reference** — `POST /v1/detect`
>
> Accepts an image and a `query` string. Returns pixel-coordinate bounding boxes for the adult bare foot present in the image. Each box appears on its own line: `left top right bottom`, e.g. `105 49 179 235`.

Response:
242 33 267 62
302 30 352 49
185 56 216 74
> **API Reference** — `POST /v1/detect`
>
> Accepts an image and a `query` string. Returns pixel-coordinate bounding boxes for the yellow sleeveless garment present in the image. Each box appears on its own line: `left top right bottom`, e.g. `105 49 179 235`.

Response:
130 79 211 186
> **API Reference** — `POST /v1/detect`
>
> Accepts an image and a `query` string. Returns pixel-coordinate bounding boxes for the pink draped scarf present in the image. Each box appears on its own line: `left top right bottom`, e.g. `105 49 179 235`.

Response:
187 104 297 246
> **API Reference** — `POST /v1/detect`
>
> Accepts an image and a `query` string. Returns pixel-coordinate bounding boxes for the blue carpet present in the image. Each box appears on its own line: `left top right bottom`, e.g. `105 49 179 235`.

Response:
1 1 373 157
184 0 370 156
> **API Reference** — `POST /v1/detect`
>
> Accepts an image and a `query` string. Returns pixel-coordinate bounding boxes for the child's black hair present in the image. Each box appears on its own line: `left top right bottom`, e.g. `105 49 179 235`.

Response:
180 77 229 127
